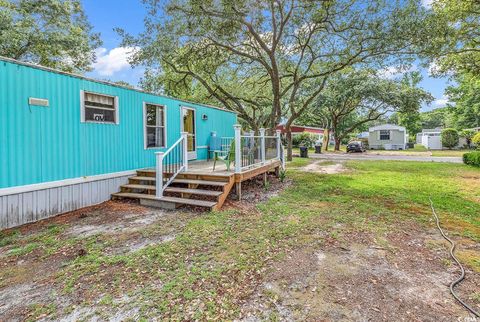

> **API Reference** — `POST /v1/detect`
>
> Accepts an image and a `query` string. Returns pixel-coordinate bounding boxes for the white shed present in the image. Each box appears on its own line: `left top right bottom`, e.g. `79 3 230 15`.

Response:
418 129 442 150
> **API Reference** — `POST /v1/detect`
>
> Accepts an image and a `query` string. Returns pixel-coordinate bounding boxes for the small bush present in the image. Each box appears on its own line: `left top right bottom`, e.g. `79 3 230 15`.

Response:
461 129 476 147
472 132 480 150
463 151 480 167
292 132 317 148
441 128 459 149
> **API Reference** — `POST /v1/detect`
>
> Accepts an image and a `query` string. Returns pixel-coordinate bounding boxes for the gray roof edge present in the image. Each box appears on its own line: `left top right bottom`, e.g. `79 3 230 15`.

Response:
369 124 406 131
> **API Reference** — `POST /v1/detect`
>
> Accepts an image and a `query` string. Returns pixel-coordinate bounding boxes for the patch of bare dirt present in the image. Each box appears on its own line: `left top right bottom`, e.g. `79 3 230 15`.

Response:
112 233 176 255
0 201 196 321
301 160 348 174
224 173 292 211
239 227 479 322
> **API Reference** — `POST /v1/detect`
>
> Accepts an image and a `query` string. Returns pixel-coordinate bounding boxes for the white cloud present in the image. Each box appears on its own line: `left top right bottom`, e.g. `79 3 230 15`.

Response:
377 65 417 79
93 47 139 76
431 95 450 108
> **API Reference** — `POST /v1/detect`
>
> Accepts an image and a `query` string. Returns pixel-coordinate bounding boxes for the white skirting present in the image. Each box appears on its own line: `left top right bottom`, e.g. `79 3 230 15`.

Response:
0 171 135 229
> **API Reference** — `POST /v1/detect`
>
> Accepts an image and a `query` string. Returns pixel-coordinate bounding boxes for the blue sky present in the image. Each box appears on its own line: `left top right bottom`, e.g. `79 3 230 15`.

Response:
83 0 450 112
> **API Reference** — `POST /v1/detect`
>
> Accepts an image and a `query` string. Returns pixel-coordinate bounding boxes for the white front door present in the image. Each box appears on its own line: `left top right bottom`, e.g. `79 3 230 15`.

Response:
181 107 197 160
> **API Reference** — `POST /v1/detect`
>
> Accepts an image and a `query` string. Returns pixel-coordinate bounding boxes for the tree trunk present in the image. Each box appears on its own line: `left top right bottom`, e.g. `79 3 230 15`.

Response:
323 129 329 151
286 126 293 161
334 137 341 151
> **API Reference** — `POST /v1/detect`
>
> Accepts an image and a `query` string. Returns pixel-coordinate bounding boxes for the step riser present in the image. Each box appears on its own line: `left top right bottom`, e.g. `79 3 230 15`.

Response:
176 173 230 182
120 187 156 194
164 187 222 197
140 198 179 210
136 171 156 178
120 188 219 201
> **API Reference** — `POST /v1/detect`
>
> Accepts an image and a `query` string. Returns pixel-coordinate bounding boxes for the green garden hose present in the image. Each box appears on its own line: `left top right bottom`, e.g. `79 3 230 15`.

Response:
429 197 479 318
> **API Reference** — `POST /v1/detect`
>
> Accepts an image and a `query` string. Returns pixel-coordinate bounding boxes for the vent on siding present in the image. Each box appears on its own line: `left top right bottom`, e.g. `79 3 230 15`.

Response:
29 97 49 107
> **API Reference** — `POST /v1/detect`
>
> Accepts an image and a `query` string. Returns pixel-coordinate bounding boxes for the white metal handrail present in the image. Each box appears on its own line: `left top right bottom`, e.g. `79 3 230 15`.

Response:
233 125 282 173
155 132 188 198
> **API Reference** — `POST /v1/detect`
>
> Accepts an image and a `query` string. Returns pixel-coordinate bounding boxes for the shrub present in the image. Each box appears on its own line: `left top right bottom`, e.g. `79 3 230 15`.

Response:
292 132 317 148
463 151 480 167
461 129 476 147
472 132 480 150
441 128 459 149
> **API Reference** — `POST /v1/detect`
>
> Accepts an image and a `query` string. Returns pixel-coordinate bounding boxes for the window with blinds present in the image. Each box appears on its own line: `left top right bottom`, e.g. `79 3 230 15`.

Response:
379 130 390 140
145 103 166 148
83 91 117 123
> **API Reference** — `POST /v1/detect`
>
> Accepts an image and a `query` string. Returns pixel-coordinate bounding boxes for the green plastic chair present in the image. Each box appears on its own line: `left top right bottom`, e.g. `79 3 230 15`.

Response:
213 140 235 171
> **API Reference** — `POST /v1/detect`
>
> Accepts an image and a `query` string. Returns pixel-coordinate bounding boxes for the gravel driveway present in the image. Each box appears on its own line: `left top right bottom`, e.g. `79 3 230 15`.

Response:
310 152 463 163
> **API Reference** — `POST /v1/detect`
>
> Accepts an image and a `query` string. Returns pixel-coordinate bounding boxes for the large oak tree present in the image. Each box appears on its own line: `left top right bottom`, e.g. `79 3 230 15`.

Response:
121 0 429 160
0 0 101 72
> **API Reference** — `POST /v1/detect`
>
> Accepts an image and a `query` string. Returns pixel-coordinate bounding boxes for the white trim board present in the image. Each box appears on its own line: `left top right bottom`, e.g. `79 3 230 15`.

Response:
0 170 137 197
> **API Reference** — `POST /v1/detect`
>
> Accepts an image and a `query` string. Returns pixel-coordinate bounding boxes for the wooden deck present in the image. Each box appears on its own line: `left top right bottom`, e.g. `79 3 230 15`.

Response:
112 159 282 210
186 159 281 181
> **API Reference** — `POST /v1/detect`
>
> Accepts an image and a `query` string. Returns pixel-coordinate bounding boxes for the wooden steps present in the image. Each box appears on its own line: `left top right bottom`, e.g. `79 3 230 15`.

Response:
112 168 234 210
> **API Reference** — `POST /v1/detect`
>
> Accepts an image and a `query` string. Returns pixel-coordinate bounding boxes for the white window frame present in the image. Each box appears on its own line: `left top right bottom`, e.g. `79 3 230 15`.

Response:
143 102 167 149
80 90 119 124
379 130 390 141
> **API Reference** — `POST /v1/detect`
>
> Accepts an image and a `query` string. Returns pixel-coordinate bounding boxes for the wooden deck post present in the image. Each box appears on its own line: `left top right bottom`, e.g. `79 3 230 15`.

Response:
234 124 242 173
276 129 286 170
260 128 266 165
236 182 242 200
234 124 242 200
155 152 164 198
276 129 281 160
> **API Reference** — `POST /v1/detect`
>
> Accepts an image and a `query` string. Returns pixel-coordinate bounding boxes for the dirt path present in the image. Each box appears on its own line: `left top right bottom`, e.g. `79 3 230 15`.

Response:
311 153 463 163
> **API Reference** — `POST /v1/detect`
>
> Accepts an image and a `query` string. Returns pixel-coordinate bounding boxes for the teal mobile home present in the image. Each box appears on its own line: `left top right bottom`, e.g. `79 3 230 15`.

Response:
0 57 237 228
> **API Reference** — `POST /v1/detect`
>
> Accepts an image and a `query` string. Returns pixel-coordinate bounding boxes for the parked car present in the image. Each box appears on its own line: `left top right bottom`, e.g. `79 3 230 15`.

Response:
347 141 366 153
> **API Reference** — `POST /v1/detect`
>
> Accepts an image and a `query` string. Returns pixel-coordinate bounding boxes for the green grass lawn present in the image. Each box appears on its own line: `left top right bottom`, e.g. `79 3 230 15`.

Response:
411 144 428 151
1 159 479 320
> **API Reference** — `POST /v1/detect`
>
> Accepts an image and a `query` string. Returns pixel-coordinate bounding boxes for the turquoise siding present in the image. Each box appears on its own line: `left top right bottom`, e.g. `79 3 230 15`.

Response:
0 59 237 189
